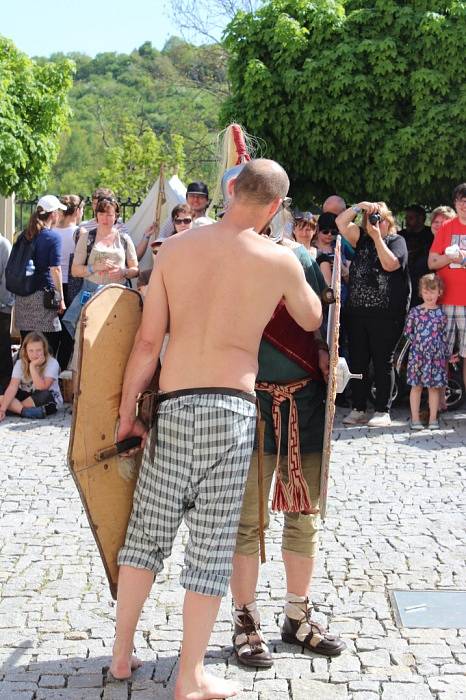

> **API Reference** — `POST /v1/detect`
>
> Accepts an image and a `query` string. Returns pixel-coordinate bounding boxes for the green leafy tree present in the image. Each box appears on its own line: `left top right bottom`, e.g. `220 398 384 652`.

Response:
97 120 186 200
45 40 227 197
0 37 74 197
221 0 466 209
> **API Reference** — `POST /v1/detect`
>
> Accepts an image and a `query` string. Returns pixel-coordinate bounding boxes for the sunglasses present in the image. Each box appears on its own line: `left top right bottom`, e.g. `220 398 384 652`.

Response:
321 229 338 235
174 217 192 225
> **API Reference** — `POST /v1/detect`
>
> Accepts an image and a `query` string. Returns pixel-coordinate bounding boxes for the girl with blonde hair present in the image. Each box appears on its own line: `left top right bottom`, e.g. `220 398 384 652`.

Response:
0 331 62 420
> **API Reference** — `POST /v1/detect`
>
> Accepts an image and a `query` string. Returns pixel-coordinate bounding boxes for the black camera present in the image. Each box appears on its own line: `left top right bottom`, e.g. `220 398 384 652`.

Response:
368 212 381 225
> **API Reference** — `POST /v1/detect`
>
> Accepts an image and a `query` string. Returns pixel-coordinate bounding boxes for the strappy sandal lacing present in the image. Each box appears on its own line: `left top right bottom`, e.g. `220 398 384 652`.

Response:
233 607 273 668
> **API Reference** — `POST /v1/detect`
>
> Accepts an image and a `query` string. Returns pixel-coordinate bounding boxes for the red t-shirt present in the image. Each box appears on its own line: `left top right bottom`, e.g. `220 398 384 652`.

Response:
430 217 466 305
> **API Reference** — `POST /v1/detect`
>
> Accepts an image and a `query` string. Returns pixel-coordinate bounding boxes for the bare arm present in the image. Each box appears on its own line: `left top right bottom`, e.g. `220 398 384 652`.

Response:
50 266 66 313
118 249 169 431
281 250 322 331
135 223 156 261
319 260 332 287
428 251 465 270
0 378 20 420
336 201 379 248
29 362 54 391
369 225 400 272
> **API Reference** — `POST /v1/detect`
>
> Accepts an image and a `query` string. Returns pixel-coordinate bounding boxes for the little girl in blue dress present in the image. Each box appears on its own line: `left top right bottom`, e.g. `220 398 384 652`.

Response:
404 273 450 430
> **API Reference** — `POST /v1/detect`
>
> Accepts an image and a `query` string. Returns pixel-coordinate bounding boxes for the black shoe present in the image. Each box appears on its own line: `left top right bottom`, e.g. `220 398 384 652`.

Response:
233 607 274 668
281 599 346 657
43 402 57 416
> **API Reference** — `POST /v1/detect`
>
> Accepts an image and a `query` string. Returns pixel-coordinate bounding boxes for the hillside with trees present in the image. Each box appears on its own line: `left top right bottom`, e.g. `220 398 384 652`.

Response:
40 39 228 199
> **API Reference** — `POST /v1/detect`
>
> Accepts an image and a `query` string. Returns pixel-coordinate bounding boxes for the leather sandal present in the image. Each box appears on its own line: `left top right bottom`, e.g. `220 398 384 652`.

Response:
281 599 347 657
233 607 273 668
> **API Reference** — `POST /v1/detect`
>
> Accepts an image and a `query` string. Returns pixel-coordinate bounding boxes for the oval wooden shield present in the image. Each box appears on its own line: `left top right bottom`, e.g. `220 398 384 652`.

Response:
68 285 143 599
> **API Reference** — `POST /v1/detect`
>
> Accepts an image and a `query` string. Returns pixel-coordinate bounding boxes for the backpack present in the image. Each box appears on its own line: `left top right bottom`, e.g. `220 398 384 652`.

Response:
67 227 130 303
5 232 37 296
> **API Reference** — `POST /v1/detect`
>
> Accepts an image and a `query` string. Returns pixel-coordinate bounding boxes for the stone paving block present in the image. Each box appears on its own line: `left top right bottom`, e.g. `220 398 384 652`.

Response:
271 657 311 679
381 682 434 699
102 681 129 699
359 650 391 667
67 672 103 688
0 692 34 700
0 681 38 692
35 691 103 700
409 644 453 659
291 679 348 699
38 675 66 688
428 676 466 693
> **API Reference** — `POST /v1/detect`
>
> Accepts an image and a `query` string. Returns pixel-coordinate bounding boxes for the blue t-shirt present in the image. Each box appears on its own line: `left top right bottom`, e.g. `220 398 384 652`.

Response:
33 228 62 289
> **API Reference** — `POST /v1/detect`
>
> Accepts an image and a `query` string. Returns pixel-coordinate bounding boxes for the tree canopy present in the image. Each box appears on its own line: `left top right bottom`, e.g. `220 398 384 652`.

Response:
42 39 228 199
0 36 74 197
221 0 466 209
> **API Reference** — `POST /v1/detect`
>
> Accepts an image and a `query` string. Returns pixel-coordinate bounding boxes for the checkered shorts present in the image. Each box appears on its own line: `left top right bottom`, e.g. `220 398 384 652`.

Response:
118 389 256 597
442 305 466 356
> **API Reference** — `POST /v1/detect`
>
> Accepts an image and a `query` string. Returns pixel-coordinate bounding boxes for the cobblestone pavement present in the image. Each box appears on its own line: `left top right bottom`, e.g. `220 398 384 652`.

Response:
1 405 466 699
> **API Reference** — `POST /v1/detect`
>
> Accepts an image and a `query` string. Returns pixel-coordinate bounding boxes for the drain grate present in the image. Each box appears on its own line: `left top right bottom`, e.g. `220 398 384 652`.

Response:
389 590 466 628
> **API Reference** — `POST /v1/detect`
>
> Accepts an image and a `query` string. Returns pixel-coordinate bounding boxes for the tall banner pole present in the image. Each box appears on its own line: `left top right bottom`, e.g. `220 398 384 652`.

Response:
154 164 166 235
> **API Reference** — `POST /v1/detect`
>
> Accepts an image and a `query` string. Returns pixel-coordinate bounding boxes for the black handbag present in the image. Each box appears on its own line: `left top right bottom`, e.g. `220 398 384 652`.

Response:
43 286 61 310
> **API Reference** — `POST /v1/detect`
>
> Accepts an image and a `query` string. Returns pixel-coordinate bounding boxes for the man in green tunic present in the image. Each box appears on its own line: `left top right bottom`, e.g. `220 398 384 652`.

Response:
230 243 347 667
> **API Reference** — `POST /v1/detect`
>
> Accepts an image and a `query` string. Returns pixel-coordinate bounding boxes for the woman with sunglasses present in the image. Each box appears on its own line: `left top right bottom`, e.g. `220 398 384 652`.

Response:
170 204 194 235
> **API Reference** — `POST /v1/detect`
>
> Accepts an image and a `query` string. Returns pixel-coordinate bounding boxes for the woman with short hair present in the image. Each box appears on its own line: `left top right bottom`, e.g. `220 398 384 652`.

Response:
430 206 456 238
62 197 139 339
292 212 317 258
336 201 410 427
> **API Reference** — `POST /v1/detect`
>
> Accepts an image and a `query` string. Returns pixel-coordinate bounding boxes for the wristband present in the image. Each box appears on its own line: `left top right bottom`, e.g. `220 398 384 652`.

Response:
87 264 94 275
351 205 362 214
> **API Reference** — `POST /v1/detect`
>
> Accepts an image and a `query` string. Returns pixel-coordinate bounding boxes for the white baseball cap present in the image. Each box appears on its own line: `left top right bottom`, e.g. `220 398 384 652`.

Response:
37 195 67 213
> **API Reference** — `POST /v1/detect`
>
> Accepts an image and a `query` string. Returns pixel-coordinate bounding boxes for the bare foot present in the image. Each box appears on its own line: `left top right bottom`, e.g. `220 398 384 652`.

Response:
174 670 239 700
109 654 142 680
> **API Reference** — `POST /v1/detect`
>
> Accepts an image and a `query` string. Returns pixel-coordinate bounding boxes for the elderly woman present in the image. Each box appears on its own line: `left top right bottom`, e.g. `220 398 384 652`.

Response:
336 201 409 427
63 197 138 339
430 206 456 239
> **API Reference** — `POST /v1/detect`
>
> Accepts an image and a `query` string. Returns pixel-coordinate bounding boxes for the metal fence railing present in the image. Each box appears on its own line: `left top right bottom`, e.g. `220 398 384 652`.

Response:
15 197 141 234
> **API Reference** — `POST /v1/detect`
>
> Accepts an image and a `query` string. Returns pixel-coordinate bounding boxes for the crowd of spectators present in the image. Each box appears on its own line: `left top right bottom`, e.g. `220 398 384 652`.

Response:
0 178 465 428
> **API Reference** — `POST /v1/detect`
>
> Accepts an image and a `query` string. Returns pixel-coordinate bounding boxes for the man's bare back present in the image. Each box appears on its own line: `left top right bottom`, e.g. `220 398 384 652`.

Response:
150 220 322 393
113 158 323 700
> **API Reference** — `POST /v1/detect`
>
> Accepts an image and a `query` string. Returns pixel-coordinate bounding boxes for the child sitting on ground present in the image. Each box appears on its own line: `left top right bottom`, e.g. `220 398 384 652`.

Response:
404 274 450 430
0 331 62 420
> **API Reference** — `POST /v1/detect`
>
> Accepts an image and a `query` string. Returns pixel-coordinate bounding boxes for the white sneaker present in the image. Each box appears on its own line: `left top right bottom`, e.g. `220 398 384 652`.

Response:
367 412 391 427
343 409 370 425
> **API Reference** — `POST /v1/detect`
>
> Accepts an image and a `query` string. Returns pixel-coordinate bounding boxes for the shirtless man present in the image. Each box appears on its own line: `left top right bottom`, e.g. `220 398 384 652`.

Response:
110 159 322 700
